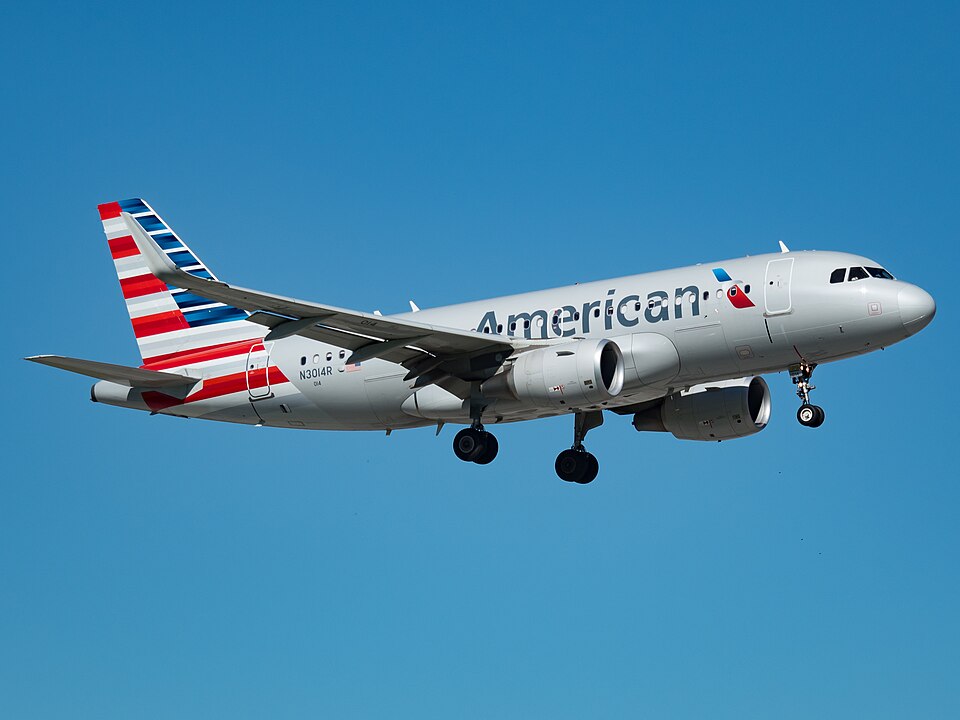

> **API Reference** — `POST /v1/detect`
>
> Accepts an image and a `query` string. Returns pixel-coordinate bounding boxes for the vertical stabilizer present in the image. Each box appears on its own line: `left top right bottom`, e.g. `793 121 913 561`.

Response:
97 198 263 369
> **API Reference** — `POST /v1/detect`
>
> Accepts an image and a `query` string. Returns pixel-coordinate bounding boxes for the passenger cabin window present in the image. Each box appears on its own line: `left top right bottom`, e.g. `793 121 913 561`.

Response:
830 268 845 284
866 266 895 280
848 266 869 281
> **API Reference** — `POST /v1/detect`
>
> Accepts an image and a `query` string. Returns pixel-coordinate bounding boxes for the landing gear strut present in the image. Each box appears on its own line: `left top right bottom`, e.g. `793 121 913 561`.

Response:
555 411 602 484
791 360 825 428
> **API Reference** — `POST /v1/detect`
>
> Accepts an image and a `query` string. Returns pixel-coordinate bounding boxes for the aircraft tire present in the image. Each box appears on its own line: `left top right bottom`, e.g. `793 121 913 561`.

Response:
576 453 599 484
473 433 499 465
797 404 821 427
454 427 486 462
555 449 590 483
809 405 825 427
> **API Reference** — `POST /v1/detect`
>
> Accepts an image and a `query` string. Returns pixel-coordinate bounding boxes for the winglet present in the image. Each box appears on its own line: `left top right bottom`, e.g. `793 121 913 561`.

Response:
409 300 420 313
779 240 790 253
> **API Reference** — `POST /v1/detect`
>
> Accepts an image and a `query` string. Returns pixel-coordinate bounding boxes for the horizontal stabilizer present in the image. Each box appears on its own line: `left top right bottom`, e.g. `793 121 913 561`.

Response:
25 355 200 388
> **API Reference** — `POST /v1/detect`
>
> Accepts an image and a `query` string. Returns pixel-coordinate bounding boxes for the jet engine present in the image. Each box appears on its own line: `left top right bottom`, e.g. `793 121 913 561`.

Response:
632 376 771 441
482 338 625 409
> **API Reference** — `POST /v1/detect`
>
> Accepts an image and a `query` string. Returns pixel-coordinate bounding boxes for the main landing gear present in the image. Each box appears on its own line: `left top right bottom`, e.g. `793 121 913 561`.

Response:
555 410 602 484
449 402 603 484
453 424 499 465
453 393 500 465
792 360 825 428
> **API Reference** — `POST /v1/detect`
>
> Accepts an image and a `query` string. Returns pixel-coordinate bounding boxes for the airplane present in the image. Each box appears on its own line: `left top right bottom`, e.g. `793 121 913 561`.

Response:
27 198 936 484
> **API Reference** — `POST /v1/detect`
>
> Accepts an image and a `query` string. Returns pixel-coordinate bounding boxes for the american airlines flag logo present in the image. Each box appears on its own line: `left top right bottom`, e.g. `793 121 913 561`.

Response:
712 267 756 309
345 362 362 373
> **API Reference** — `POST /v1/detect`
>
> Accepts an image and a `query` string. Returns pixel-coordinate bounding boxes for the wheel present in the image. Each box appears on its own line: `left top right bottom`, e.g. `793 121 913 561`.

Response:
810 405 825 428
797 404 825 428
555 449 590 483
453 428 486 462
473 433 499 464
576 453 599 484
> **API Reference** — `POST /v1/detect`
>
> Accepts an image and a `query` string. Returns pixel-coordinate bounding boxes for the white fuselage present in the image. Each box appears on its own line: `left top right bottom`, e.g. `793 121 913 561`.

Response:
92 249 933 431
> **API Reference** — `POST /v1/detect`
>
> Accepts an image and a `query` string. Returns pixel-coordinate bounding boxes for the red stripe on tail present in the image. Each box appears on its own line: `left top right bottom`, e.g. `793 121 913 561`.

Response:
109 235 139 259
131 310 190 337
141 338 265 370
98 202 121 220
120 273 168 299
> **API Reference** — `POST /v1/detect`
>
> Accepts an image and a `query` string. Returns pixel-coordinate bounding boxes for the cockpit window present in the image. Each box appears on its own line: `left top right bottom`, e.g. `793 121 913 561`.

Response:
830 268 845 284
848 266 869 281
866 266 895 280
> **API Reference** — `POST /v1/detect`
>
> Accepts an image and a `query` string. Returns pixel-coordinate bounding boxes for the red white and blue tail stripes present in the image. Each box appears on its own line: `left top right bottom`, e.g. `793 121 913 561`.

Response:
98 198 264 367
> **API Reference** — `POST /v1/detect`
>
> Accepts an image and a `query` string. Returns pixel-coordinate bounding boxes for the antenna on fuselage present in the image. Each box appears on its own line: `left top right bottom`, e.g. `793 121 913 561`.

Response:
778 240 790 253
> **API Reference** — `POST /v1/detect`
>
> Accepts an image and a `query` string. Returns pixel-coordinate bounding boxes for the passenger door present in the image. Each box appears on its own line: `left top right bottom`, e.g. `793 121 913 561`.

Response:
246 342 273 399
764 258 794 315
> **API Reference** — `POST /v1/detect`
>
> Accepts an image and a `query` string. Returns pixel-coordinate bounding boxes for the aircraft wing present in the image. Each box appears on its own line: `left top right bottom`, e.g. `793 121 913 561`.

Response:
25 355 200 388
122 213 527 383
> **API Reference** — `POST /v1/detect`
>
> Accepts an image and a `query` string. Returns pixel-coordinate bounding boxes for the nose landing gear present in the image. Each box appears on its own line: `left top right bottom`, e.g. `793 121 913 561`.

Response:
792 360 825 428
555 410 602 484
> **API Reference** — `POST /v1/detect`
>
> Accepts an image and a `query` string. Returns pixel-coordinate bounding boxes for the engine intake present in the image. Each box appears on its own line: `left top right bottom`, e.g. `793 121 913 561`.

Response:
633 376 771 441
483 338 625 409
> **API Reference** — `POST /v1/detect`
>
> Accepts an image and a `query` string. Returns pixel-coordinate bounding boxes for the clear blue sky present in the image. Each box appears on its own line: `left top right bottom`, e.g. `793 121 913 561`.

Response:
2 2 958 717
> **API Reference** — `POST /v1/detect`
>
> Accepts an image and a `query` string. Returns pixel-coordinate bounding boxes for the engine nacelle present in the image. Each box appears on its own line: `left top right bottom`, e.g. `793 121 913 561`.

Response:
483 338 625 409
633 376 771 441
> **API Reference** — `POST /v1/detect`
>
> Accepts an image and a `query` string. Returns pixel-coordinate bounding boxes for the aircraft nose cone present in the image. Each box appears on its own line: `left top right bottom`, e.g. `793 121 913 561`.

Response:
898 285 936 335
